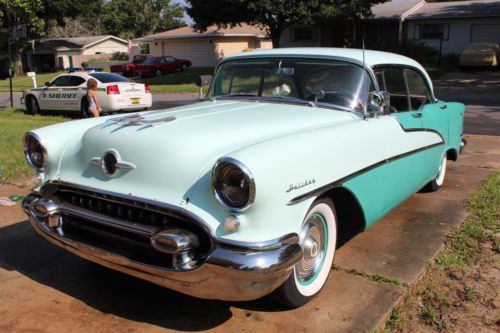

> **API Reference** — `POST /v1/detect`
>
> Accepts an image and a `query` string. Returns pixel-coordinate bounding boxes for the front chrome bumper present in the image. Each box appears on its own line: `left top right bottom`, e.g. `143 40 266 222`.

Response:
23 192 301 301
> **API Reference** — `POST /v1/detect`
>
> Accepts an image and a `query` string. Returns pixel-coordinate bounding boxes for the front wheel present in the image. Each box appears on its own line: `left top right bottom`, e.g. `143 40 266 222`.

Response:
155 69 162 77
26 95 40 115
422 154 447 192
273 198 337 308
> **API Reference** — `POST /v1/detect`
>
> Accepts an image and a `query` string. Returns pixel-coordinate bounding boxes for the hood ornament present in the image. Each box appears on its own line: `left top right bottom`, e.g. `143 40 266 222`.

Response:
91 149 135 177
106 114 176 127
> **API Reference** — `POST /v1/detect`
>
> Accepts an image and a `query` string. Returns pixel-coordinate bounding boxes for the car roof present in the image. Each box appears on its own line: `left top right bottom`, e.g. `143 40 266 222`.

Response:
227 47 425 70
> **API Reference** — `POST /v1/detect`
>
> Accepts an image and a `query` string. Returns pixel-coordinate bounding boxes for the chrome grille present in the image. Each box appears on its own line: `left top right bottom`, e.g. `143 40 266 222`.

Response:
40 183 213 269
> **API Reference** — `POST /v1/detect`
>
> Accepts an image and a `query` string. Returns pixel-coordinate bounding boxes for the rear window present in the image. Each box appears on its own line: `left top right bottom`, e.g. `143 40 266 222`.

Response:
144 57 157 65
89 73 130 83
133 55 147 64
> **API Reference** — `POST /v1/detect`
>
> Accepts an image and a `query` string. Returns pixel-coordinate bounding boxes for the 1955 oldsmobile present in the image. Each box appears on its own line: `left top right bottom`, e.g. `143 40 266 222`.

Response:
22 48 465 307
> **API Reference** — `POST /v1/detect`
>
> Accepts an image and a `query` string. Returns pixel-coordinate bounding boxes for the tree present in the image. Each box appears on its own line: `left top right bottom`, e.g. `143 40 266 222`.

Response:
0 0 101 74
186 0 383 48
101 0 185 39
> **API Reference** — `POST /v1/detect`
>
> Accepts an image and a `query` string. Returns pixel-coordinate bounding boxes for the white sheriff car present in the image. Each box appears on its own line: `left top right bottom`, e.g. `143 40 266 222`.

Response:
22 72 152 117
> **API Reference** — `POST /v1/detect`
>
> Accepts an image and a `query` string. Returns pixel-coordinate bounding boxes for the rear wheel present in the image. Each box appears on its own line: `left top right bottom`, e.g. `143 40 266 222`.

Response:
422 154 447 192
181 64 188 71
273 198 337 308
155 69 162 76
26 95 40 115
80 98 90 118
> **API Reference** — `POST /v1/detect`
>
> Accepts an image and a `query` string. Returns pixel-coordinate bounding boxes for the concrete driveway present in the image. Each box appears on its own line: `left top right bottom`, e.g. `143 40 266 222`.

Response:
0 135 498 333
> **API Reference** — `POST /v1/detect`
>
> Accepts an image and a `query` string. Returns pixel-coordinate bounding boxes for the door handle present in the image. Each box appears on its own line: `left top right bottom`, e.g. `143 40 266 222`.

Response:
439 104 447 109
412 113 423 118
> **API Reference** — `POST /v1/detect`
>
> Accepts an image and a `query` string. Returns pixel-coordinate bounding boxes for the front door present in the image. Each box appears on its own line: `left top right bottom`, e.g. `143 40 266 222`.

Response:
375 67 428 212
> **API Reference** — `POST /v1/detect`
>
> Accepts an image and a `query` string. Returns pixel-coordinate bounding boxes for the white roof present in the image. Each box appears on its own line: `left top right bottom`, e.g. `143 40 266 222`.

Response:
226 47 425 69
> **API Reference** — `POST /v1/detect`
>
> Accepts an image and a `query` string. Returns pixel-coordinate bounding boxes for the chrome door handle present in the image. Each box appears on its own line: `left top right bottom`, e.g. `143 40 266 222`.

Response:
412 113 422 118
439 104 447 109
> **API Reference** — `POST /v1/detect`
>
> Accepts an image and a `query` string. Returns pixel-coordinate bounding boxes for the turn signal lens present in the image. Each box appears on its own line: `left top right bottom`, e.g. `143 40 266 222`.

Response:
23 132 47 171
145 84 150 93
107 85 120 94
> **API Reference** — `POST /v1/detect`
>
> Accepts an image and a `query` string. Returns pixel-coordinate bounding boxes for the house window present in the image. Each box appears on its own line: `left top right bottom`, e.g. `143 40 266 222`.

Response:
415 24 449 40
291 27 316 42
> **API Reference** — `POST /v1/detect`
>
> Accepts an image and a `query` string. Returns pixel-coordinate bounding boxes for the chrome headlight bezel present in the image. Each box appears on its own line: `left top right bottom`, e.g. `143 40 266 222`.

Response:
23 132 47 171
211 157 256 212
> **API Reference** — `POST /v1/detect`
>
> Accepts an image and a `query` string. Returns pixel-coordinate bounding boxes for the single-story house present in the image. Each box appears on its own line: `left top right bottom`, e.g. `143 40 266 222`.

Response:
22 35 128 72
138 24 273 67
405 0 500 54
281 0 500 55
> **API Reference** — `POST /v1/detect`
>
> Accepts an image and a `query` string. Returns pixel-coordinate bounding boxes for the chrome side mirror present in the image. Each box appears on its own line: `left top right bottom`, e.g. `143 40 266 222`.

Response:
368 91 390 115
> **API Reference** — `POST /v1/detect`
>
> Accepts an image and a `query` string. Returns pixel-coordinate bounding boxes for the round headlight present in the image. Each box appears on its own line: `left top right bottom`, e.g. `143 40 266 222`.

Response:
211 158 255 211
23 132 47 171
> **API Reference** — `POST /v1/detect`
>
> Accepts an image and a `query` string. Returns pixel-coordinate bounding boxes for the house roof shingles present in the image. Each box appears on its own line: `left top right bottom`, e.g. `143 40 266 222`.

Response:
140 24 269 41
407 0 500 20
372 0 424 19
40 35 125 50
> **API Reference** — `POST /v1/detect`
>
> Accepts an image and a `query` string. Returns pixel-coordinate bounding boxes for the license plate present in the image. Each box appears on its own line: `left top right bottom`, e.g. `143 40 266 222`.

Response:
131 98 141 104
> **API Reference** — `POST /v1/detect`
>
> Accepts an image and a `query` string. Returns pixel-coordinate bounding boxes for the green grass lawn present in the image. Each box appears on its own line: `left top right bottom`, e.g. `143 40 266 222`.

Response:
0 72 65 92
0 108 68 183
137 67 214 93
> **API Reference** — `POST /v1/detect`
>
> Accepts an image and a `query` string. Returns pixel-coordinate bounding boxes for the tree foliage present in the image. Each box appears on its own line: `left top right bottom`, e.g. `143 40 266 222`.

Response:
101 0 185 39
186 0 383 47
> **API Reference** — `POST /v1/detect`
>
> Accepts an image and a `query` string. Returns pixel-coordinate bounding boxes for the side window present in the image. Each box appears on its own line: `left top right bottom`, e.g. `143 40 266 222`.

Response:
69 76 86 86
405 69 431 110
51 76 72 87
380 68 410 112
160 57 167 64
165 56 176 62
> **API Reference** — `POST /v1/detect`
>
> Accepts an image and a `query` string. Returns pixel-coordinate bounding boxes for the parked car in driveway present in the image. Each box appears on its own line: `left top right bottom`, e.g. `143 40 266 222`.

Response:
135 55 192 77
22 48 465 308
110 54 149 77
460 43 499 68
22 72 152 117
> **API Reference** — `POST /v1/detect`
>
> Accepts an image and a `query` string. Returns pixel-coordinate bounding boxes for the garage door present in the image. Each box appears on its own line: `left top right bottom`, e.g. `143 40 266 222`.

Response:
470 24 500 43
163 40 215 67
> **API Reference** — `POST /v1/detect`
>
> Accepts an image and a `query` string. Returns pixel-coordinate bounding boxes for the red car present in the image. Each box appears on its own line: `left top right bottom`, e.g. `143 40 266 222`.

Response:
135 56 192 77
110 55 149 77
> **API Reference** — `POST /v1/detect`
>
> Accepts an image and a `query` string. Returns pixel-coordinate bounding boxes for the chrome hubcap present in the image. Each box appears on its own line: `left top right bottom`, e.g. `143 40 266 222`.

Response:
296 213 327 285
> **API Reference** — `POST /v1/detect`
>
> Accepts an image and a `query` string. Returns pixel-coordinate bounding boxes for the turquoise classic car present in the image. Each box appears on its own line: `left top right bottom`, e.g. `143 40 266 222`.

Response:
22 48 465 307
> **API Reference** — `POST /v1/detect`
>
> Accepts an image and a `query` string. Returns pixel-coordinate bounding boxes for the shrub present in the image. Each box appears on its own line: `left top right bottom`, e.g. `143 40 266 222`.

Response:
110 52 129 61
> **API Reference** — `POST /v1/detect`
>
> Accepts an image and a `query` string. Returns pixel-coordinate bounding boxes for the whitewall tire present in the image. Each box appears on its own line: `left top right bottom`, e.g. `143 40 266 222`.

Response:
274 198 337 307
422 154 447 192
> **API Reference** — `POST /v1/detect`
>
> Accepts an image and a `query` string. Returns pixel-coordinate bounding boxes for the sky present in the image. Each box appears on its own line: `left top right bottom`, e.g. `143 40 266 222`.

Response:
172 0 193 25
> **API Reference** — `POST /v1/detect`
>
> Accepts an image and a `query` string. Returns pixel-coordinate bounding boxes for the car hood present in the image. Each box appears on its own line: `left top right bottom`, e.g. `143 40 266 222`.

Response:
57 100 356 205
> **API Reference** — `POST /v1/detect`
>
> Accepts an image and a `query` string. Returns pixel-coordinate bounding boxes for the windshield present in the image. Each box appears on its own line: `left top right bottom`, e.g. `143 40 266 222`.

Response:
90 73 130 83
207 58 374 111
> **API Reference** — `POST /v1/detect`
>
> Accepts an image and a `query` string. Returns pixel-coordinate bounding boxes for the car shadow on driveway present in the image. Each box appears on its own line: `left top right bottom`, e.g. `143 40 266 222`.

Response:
0 220 287 331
